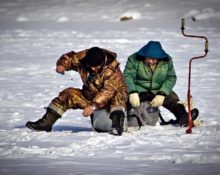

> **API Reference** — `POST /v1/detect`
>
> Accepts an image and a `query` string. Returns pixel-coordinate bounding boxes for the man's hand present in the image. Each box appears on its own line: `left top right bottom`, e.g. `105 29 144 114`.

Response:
82 106 95 117
56 65 65 74
150 95 165 107
129 93 140 107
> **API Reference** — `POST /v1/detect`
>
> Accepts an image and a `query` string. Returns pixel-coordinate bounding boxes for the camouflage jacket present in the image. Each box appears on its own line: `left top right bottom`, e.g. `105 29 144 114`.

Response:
56 48 128 110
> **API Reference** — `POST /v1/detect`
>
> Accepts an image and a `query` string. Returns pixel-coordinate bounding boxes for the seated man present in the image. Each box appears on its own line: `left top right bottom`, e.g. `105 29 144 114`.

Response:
123 41 198 127
26 47 128 136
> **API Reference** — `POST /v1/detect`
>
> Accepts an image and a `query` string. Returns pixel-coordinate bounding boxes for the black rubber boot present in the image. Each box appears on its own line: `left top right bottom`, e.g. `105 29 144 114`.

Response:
160 102 199 127
179 108 199 127
26 108 61 132
109 110 125 136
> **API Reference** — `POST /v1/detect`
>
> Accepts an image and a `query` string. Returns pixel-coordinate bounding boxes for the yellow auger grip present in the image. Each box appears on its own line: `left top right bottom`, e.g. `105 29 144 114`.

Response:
205 41 209 52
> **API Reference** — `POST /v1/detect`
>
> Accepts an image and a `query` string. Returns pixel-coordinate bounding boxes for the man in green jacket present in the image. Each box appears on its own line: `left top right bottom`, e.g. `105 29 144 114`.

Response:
123 41 198 127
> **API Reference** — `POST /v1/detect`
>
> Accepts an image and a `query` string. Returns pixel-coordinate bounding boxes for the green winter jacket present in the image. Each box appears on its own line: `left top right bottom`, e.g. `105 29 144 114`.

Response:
123 41 177 95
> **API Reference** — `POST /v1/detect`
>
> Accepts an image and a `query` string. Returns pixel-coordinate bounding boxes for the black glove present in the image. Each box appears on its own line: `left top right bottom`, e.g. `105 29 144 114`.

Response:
110 110 125 136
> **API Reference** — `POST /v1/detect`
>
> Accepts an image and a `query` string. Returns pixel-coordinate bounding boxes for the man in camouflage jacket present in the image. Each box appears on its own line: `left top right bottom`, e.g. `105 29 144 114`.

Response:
26 47 128 136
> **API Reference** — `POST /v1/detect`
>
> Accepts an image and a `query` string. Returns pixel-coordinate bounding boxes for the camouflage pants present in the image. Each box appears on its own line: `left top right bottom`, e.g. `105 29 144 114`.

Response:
48 87 126 132
51 87 93 113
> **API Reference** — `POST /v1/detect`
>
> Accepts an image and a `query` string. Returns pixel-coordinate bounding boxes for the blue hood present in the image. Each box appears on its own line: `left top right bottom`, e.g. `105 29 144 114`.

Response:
136 41 169 59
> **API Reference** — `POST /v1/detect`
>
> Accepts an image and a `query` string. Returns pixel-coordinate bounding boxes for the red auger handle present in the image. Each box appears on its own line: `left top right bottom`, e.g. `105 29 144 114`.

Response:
181 18 209 53
181 18 209 134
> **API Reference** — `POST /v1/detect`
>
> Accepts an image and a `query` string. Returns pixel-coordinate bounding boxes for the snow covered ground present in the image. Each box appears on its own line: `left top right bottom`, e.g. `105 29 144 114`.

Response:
0 0 220 174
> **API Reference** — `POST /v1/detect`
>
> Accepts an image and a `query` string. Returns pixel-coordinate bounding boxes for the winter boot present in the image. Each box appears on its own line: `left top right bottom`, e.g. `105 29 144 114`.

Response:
110 110 125 136
26 107 61 132
179 108 199 127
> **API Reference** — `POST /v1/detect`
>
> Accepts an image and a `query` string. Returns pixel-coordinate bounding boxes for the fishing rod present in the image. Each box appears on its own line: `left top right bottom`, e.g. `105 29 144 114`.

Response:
181 18 209 134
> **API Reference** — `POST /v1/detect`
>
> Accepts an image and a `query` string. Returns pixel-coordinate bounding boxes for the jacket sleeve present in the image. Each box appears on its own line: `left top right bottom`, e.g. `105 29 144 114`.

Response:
56 50 87 71
123 54 138 94
93 69 120 108
159 58 177 95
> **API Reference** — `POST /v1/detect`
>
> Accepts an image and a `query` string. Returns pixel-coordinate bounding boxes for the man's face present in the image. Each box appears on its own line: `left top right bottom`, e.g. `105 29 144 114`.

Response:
89 64 104 74
145 58 158 66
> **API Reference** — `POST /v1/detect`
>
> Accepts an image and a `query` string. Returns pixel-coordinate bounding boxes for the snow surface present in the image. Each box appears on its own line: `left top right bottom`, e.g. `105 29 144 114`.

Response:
0 0 220 174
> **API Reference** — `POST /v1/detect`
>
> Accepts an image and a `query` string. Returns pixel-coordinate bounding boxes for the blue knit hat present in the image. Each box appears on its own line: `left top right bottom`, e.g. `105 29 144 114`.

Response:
137 41 168 59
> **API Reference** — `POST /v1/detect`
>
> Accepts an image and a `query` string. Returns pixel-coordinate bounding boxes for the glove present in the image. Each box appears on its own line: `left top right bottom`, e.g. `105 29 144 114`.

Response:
193 118 202 127
150 95 165 107
129 93 140 107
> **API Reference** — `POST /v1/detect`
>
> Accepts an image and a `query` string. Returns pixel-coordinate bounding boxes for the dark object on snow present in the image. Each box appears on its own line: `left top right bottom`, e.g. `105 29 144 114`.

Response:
191 16 196 21
120 16 133 22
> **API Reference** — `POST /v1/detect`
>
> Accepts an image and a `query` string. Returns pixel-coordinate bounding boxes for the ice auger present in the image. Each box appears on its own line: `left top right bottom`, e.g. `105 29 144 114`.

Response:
181 18 209 133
